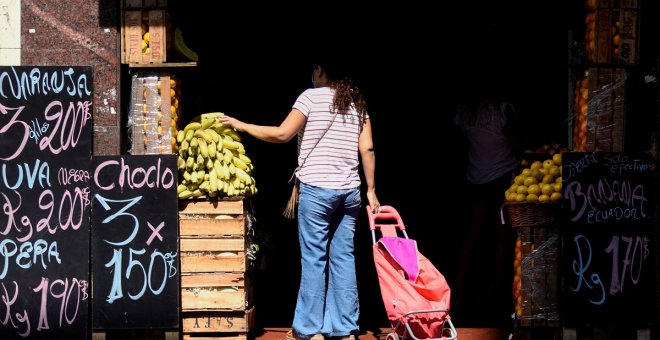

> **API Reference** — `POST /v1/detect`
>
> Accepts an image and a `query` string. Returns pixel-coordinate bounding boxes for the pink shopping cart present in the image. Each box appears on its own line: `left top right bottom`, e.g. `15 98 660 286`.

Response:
367 205 458 340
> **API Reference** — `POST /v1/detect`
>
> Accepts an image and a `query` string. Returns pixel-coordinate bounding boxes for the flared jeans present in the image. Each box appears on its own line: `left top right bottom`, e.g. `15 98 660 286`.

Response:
292 182 362 337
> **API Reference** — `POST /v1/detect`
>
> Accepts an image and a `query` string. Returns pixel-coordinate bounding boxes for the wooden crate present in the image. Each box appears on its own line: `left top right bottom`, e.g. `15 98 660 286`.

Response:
121 10 167 64
181 307 255 335
129 70 175 154
517 226 560 327
585 67 627 152
180 237 248 273
181 272 253 311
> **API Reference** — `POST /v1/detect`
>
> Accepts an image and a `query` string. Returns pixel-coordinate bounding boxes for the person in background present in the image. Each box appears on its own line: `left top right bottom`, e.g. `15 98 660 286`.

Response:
453 94 522 327
218 59 381 340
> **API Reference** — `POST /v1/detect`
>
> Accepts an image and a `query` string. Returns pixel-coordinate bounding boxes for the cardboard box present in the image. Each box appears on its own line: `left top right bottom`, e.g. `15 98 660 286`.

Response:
181 306 256 334
181 272 253 311
614 10 639 65
121 10 167 64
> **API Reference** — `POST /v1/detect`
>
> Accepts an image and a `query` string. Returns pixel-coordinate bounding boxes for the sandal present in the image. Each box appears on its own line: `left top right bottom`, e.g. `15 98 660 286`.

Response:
285 329 324 340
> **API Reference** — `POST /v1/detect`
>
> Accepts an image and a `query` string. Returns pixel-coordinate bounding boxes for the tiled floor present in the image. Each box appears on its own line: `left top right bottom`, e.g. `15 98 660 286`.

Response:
254 327 508 340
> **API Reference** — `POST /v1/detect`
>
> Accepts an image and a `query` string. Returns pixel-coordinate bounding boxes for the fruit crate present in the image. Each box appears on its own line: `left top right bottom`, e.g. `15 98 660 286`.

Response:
128 70 180 154
181 306 255 340
584 67 627 152
514 226 560 327
181 272 253 311
178 198 254 274
121 9 168 64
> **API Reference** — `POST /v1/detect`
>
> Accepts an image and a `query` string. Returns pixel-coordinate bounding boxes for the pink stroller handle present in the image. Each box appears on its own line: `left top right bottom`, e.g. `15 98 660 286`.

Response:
367 205 408 244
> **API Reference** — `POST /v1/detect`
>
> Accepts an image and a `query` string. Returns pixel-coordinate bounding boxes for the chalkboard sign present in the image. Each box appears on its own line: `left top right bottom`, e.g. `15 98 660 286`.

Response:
562 152 653 226
91 155 179 329
0 66 93 339
562 152 655 326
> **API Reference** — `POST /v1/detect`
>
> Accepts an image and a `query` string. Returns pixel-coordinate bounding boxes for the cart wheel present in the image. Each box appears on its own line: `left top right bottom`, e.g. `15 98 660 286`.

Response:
386 333 399 340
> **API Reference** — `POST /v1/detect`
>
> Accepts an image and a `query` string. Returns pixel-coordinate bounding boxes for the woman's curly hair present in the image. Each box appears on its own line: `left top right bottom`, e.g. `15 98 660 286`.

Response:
316 61 368 122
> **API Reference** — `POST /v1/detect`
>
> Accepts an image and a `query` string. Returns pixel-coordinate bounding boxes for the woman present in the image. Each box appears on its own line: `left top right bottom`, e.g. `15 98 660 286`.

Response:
453 95 522 326
219 60 381 340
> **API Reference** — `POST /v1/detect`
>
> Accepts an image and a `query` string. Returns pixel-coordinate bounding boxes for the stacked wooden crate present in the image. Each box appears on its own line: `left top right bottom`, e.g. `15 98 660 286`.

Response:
179 198 255 340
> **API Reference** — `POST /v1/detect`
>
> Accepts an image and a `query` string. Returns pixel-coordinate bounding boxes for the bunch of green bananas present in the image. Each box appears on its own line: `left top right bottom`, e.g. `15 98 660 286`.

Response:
176 112 257 199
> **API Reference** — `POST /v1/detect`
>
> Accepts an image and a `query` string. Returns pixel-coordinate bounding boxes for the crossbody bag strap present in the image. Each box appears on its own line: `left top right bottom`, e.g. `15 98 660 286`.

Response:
290 110 338 181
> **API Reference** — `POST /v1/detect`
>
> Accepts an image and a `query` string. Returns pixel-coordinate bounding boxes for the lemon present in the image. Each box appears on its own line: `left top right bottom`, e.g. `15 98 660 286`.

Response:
550 192 562 201
542 174 554 184
530 161 543 171
553 182 562 192
522 168 532 177
553 153 562 166
516 185 528 195
527 184 541 196
526 194 539 202
523 177 537 187
541 184 554 195
538 194 550 202
549 165 561 178
515 193 526 202
543 159 555 169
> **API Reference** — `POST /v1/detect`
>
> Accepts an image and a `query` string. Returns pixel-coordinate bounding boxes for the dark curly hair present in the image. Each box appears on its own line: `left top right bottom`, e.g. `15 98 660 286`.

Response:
316 61 368 122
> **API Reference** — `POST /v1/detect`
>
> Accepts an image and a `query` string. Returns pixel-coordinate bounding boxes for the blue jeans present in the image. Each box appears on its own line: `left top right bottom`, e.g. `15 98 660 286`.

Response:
292 182 362 337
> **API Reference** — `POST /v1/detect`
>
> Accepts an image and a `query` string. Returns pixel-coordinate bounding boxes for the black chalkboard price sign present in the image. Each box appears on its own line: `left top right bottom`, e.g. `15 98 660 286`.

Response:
562 152 655 326
0 66 93 339
90 155 179 329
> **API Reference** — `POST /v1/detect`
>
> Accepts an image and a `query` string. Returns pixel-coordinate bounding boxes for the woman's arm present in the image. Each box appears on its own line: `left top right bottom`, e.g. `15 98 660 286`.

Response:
359 118 380 213
218 109 306 143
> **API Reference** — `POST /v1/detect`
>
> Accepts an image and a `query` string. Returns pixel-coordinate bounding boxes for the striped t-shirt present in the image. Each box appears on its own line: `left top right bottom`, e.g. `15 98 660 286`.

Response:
293 87 366 190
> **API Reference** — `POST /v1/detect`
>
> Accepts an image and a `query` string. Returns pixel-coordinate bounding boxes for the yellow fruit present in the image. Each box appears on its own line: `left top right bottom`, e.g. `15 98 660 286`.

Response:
530 161 543 171
541 184 554 195
515 193 526 202
531 169 543 181
553 153 562 166
523 177 537 187
527 184 541 196
543 159 554 169
522 168 532 177
526 194 539 202
556 176 562 184
509 183 519 193
553 182 562 192
549 165 561 178
542 174 554 184
550 192 562 201
538 194 550 202
514 175 524 186
516 186 528 195
143 31 150 45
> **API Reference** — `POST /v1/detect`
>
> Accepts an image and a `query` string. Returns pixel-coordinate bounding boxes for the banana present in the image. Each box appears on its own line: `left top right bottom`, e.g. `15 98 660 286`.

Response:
209 169 218 193
194 129 213 143
184 129 195 142
206 129 221 143
173 28 199 62
206 157 214 170
198 138 209 158
223 129 242 142
238 154 252 165
177 156 186 171
223 148 233 164
197 154 205 166
232 157 248 171
177 184 187 194
207 139 217 157
176 130 186 143
201 117 215 130
185 157 195 171
184 122 201 133
178 190 194 199
190 136 199 148
235 167 252 185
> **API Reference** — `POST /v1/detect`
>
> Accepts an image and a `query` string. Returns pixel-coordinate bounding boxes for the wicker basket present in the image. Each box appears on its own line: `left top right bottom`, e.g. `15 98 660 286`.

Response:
504 202 560 228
